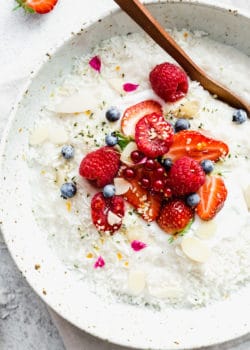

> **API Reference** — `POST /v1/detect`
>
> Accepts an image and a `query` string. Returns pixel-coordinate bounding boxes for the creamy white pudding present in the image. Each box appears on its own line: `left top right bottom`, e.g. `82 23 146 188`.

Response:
28 30 250 308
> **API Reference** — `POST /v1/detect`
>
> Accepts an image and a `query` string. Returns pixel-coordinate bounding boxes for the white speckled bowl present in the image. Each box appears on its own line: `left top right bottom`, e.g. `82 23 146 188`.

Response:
1 1 250 349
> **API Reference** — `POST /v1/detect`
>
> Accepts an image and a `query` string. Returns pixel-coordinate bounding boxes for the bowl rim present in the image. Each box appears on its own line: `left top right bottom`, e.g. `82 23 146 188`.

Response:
1 1 250 349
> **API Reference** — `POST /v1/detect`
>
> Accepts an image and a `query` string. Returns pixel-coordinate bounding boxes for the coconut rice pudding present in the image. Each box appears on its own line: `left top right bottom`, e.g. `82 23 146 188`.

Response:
28 30 250 308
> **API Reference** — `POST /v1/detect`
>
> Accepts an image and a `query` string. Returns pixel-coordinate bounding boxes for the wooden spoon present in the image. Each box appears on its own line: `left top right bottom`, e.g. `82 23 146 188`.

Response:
114 0 250 117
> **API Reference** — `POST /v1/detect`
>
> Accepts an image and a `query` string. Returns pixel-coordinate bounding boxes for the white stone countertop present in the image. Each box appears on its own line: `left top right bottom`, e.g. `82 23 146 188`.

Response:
0 0 250 349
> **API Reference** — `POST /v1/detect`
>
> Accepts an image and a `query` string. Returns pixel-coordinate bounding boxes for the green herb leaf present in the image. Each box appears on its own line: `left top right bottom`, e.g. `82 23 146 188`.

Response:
114 131 133 150
168 236 175 244
179 218 194 237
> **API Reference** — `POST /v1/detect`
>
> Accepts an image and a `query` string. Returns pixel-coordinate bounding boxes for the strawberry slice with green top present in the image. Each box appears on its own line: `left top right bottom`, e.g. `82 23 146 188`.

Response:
196 175 227 220
165 130 229 162
121 100 163 137
15 0 58 13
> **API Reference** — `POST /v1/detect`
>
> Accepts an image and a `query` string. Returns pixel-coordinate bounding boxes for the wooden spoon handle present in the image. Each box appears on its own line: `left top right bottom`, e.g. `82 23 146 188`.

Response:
114 0 250 114
115 0 200 78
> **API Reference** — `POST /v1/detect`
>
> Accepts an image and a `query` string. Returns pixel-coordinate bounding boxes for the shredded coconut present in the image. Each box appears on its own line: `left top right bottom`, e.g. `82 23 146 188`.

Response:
28 30 250 309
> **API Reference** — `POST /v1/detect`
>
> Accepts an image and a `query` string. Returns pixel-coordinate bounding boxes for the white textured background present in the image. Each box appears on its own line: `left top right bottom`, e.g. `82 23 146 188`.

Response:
0 1 249 349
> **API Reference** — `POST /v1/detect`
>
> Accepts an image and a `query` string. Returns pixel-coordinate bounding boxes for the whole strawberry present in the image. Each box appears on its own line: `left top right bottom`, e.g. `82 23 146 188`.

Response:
149 62 188 102
15 0 58 14
79 146 120 187
157 199 194 234
168 156 205 196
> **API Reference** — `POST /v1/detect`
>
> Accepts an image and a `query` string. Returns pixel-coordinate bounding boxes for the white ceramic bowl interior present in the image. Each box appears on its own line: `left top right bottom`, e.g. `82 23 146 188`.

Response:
1 1 250 349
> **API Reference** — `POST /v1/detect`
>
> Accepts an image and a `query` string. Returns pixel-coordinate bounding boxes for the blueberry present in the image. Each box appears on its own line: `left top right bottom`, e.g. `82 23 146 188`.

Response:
105 107 121 122
174 118 190 132
232 109 247 124
103 184 116 198
105 133 118 146
61 145 74 159
162 157 173 171
60 183 77 199
200 159 214 174
186 193 200 207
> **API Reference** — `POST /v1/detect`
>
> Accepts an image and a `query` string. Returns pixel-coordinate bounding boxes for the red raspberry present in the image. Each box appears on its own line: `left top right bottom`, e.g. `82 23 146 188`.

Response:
149 62 188 102
168 156 205 196
135 113 174 158
91 192 125 234
157 199 194 234
79 146 120 187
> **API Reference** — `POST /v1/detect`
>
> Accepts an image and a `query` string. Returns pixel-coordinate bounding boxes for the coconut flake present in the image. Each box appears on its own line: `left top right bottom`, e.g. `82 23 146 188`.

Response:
107 211 122 226
175 100 200 119
181 237 211 263
126 225 153 244
123 83 139 92
94 256 105 268
128 270 146 295
53 90 100 114
131 240 147 251
29 126 49 145
196 220 217 239
114 178 131 195
89 56 101 73
120 142 138 165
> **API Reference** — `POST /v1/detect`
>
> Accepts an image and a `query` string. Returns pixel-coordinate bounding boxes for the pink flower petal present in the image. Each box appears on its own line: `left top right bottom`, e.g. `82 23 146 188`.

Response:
131 240 147 251
89 56 101 73
94 256 105 268
123 83 139 92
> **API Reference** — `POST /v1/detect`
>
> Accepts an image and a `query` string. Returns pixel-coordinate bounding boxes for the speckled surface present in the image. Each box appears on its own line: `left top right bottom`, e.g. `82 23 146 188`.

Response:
0 235 64 350
1 1 250 349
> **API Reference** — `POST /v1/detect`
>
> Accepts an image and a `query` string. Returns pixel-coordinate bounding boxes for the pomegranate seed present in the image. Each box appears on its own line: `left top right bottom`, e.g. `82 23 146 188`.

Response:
155 167 165 177
164 187 172 198
130 150 144 163
124 168 135 179
145 159 156 170
153 180 164 191
141 177 150 189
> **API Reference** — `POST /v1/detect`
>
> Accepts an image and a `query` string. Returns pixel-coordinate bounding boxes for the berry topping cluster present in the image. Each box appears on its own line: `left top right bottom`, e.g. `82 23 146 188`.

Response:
52 63 242 239
76 62 231 237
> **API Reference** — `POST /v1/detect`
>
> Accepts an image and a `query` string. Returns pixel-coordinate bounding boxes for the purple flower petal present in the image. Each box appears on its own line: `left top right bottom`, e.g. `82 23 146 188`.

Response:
130 156 148 168
89 56 101 73
94 256 105 268
131 240 147 251
123 83 139 92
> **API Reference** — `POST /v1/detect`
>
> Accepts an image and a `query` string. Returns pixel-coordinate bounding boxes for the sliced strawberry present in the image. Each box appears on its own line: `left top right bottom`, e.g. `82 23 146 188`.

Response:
122 161 165 221
91 192 125 234
135 113 174 158
165 130 229 162
196 175 227 220
124 179 161 222
16 0 58 14
121 100 163 137
157 199 194 235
